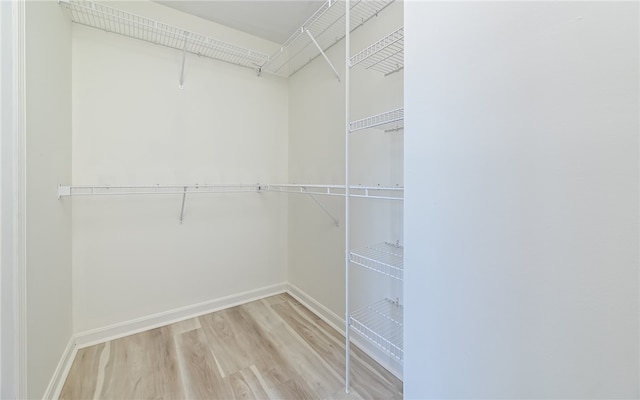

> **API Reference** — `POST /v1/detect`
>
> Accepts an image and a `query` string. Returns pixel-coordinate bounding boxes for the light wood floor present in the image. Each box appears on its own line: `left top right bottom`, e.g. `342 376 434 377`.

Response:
60 293 402 399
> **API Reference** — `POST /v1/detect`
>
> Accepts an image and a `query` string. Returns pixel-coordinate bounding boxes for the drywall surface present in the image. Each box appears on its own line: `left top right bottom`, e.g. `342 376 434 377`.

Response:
405 2 639 398
287 0 403 368
71 1 288 332
25 1 73 398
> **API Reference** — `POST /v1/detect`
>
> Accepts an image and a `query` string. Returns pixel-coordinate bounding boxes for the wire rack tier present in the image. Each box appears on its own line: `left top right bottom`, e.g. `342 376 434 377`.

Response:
350 27 404 75
60 0 269 71
350 242 403 280
57 184 264 198
350 108 404 132
262 0 396 77
268 184 403 200
350 298 403 361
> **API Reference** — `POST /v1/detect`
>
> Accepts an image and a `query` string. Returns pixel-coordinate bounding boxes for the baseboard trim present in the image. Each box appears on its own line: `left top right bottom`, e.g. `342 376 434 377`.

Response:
75 282 287 349
286 282 345 334
285 282 403 380
42 336 77 400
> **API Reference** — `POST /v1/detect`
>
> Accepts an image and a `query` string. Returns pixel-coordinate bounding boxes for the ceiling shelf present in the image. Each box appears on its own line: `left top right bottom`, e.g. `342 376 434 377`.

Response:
60 0 270 72
350 27 403 75
350 108 404 132
262 0 396 77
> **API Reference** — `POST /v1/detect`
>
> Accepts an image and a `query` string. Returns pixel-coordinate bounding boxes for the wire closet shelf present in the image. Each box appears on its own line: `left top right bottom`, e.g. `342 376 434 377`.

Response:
350 242 403 280
262 0 396 77
350 26 404 75
350 108 404 133
267 184 403 200
59 0 269 71
350 298 403 362
57 184 265 198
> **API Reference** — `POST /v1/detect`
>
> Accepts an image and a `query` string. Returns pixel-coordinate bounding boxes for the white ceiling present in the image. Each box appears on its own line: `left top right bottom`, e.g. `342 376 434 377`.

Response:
155 1 325 44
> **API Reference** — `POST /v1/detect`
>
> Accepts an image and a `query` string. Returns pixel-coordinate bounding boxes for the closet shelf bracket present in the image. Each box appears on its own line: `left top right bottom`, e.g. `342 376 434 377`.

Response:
179 186 187 223
302 187 340 227
179 33 188 88
305 29 341 81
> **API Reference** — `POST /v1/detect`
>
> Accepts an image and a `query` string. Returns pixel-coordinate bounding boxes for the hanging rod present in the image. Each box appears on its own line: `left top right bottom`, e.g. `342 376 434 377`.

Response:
58 183 403 200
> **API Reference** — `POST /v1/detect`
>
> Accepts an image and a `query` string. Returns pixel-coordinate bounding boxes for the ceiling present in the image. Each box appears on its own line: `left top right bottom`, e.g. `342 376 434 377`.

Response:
155 1 325 44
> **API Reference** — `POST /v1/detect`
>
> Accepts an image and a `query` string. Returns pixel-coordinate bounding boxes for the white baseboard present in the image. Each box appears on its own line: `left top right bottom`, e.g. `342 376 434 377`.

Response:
286 282 346 334
75 282 287 349
286 282 403 380
42 336 77 400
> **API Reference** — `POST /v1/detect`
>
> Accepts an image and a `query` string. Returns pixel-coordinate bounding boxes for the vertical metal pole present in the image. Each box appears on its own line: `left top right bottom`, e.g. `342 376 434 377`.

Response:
344 0 351 393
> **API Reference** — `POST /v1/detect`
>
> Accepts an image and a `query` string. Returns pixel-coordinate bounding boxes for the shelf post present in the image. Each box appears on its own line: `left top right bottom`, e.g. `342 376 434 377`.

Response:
344 0 351 393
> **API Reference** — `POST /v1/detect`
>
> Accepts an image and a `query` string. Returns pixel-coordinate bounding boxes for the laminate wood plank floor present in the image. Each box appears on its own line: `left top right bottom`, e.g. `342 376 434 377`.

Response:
60 294 403 399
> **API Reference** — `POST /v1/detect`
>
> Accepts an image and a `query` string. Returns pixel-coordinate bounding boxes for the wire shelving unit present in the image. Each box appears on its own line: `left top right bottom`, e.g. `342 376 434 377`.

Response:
350 27 404 75
59 0 269 75
350 298 403 362
345 12 405 390
350 242 403 280
350 108 404 133
262 0 396 77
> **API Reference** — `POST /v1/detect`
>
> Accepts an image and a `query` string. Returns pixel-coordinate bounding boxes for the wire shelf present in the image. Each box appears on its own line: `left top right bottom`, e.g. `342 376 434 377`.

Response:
350 27 403 75
350 242 403 280
349 108 404 132
60 0 269 71
57 184 265 198
350 298 403 361
262 0 395 77
267 184 403 200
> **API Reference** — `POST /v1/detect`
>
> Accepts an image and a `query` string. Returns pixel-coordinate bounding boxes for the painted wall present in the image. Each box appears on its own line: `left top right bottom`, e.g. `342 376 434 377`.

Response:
24 1 73 398
287 1 403 373
71 2 289 332
404 2 639 398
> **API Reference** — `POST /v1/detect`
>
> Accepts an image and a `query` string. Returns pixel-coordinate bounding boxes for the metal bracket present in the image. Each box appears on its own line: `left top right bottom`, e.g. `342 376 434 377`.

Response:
302 187 339 227
179 186 187 223
179 33 188 88
305 29 340 82
57 184 70 199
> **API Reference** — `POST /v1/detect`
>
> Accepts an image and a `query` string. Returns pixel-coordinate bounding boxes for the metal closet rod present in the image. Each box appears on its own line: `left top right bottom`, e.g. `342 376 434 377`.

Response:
57 183 404 224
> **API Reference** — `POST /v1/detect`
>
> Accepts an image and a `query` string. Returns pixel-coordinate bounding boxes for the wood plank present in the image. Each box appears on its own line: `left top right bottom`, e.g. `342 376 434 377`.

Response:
99 326 184 399
59 343 104 400
174 328 233 399
228 365 271 399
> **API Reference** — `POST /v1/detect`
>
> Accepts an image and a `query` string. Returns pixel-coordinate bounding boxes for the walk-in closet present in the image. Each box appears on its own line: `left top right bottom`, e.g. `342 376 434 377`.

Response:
2 1 637 399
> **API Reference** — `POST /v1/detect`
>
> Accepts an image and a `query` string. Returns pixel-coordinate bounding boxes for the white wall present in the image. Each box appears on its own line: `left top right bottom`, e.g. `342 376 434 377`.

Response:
71 2 289 332
405 2 639 398
24 1 73 398
287 1 403 373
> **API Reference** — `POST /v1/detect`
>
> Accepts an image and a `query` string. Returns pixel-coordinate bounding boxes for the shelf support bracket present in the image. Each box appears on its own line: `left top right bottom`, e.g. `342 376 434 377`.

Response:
302 187 339 227
179 186 187 223
179 33 188 88
305 29 340 82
